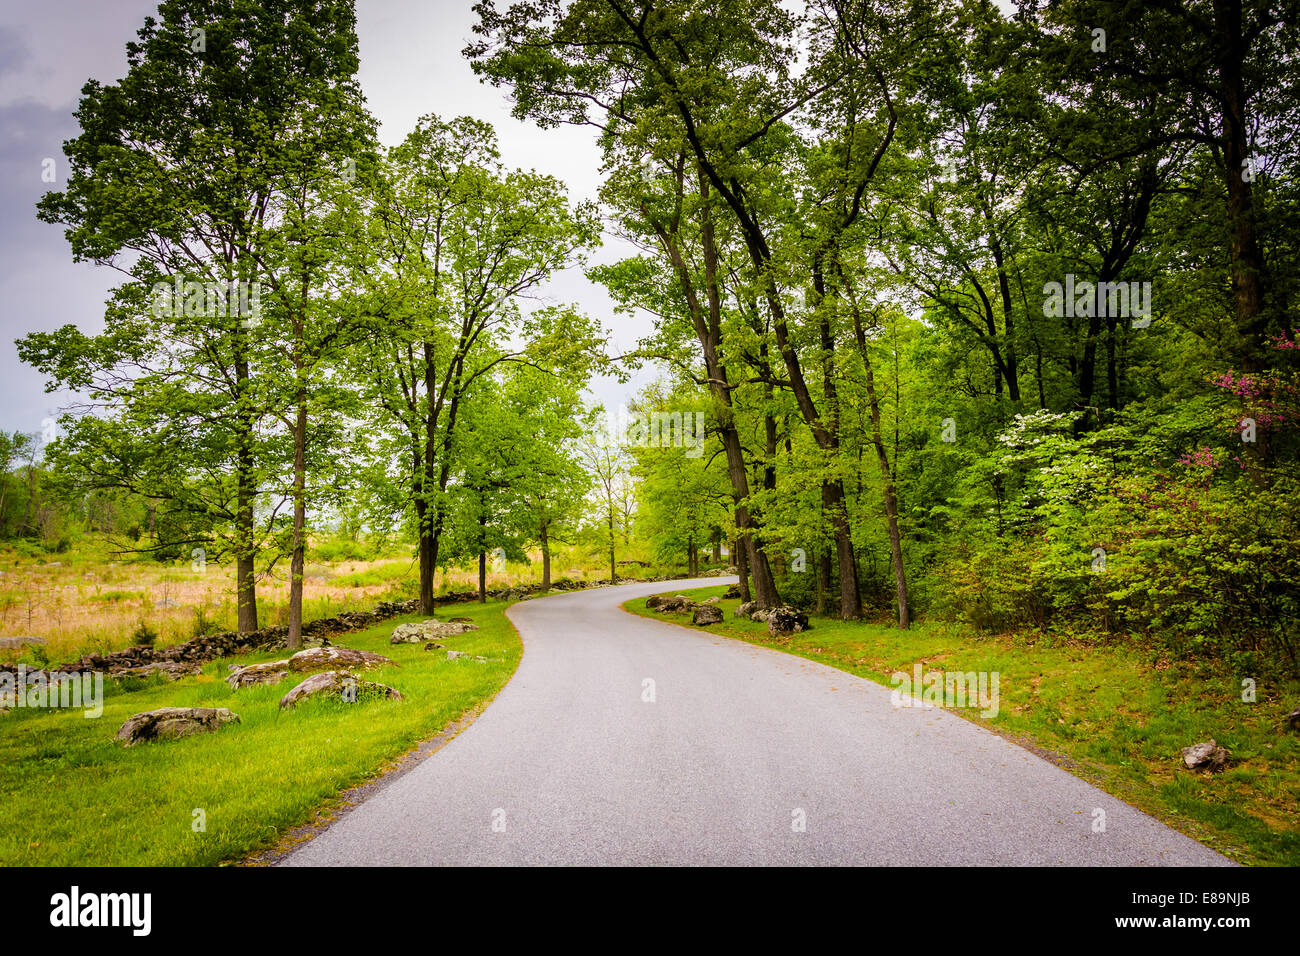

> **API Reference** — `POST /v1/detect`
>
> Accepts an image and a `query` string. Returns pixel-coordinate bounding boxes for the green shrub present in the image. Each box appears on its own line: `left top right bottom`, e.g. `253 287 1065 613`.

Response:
931 537 1052 633
932 407 1300 673
192 606 224 638
131 622 159 647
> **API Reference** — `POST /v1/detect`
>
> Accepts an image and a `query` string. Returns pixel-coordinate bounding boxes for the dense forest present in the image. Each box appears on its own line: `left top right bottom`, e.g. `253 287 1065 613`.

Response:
11 0 1299 676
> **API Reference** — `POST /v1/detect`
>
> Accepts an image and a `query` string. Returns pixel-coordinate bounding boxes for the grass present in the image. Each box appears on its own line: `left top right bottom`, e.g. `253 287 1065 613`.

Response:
626 584 1300 867
0 599 522 866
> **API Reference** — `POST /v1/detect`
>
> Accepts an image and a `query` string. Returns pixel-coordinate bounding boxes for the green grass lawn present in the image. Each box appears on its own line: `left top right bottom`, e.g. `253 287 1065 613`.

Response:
0 600 521 866
627 585 1300 867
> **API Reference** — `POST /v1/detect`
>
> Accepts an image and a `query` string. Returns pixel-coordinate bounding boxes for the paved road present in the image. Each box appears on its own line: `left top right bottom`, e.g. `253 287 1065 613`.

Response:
282 577 1231 866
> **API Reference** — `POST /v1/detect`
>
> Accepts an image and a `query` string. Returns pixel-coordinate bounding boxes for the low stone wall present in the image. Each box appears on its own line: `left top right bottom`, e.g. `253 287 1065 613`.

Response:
1 574 680 678
8 599 419 678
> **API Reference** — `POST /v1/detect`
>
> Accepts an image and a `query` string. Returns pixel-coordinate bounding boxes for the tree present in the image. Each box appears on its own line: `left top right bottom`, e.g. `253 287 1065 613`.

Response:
352 114 601 614
628 387 731 575
1031 0 1300 370
503 367 594 590
582 431 630 584
25 0 371 632
257 149 376 650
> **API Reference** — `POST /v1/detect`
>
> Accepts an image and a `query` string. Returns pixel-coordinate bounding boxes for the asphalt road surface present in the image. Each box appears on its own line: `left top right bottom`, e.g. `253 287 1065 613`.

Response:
281 577 1231 866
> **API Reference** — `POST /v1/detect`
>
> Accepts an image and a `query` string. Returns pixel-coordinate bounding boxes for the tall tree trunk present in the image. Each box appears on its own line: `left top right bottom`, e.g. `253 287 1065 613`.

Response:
987 225 1021 403
607 495 617 584
816 549 831 616
1078 274 1115 420
664 49 896 617
286 387 307 651
814 259 863 620
540 519 551 590
420 344 441 614
647 176 778 607
1106 315 1119 412
417 515 436 611
477 510 489 603
414 443 435 614
1216 0 1268 364
1035 340 1047 410
417 350 465 615
735 534 751 601
849 304 911 628
234 343 258 633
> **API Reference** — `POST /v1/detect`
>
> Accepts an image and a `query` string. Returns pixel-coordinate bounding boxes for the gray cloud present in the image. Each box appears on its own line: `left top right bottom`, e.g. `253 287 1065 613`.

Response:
0 26 32 76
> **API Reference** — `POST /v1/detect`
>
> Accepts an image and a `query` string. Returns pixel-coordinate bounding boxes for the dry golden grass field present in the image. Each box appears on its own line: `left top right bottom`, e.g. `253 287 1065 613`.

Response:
0 537 643 665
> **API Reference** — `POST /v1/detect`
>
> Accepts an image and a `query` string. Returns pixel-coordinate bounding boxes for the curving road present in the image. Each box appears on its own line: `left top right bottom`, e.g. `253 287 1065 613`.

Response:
281 577 1231 866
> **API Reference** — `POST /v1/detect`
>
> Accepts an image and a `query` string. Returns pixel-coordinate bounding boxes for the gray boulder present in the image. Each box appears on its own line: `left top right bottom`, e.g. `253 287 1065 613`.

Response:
288 646 394 672
734 601 757 619
1181 739 1229 772
279 670 402 709
114 661 202 681
226 659 291 688
692 605 724 626
115 707 240 746
767 605 810 636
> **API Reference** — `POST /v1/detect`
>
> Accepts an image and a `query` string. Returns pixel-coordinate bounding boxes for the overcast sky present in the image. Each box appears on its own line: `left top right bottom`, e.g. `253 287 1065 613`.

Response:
0 0 652 438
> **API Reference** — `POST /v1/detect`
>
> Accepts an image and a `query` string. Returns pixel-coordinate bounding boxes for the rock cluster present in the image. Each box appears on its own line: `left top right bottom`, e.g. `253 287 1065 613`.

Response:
734 603 810 636
390 619 479 644
645 593 728 627
646 594 698 613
